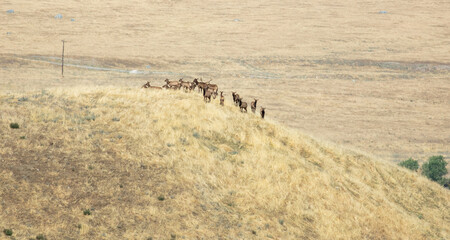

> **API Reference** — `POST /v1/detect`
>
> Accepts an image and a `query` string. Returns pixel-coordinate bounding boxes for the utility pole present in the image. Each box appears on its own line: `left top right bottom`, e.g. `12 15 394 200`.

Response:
61 40 65 77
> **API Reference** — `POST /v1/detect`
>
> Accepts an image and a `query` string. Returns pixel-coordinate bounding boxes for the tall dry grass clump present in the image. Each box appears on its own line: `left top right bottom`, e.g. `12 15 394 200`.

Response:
0 87 449 239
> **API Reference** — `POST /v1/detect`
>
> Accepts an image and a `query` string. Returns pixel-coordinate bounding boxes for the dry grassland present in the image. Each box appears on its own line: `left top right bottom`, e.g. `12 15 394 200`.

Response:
0 88 449 239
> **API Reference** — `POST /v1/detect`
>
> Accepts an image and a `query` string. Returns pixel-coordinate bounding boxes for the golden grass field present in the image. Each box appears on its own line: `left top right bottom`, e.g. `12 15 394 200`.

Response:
1 0 449 239
0 88 449 239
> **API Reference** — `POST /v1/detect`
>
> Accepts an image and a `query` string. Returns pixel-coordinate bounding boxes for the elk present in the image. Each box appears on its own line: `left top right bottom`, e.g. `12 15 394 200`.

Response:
220 91 224 106
203 86 214 103
260 107 265 119
207 82 218 93
165 78 181 89
190 78 198 91
142 81 162 89
238 97 247 113
234 93 240 106
179 79 192 92
251 99 258 113
195 78 209 93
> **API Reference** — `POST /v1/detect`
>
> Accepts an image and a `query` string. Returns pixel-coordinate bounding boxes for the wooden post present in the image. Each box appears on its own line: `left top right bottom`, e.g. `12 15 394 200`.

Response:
61 40 65 77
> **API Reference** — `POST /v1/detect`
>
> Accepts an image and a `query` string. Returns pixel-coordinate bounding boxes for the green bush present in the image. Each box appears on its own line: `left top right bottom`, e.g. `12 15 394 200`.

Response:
9 123 19 129
36 234 47 240
83 209 91 215
398 158 419 171
422 155 447 182
3 229 13 236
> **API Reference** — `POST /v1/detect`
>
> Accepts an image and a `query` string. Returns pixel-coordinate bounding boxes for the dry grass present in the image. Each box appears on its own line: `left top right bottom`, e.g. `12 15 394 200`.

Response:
0 87 448 239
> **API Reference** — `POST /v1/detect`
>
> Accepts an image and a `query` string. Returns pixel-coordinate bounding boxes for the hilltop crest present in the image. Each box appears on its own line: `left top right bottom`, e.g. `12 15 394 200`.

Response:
0 88 448 239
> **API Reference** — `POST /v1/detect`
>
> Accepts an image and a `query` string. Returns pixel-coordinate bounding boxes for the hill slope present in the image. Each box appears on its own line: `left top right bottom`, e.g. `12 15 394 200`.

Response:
0 88 449 239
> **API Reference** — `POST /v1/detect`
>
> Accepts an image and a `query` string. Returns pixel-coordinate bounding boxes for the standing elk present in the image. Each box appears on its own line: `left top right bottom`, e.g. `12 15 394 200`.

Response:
234 93 240 106
203 87 213 103
195 78 209 93
179 79 193 92
260 107 265 119
207 81 218 98
238 97 247 112
165 78 181 89
189 78 199 91
251 99 258 113
220 91 224 106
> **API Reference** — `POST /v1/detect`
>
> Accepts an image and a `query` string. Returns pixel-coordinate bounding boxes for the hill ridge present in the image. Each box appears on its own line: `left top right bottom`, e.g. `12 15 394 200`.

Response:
0 87 448 239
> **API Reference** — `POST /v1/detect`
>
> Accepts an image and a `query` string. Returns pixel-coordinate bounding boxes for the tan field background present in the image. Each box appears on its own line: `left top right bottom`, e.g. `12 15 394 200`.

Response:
1 0 449 162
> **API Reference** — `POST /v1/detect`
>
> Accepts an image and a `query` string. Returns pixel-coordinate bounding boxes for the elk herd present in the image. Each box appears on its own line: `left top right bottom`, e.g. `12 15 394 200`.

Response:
142 78 266 119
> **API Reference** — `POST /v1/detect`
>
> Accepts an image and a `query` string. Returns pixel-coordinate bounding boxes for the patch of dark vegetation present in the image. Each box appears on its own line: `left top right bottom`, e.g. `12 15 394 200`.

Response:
9 123 19 129
112 117 120 122
83 209 91 215
35 234 47 240
84 114 96 121
20 136 26 139
18 97 28 102
170 234 176 239
398 158 419 171
157 195 165 201
422 155 448 189
3 229 13 236
279 219 284 225
192 131 200 138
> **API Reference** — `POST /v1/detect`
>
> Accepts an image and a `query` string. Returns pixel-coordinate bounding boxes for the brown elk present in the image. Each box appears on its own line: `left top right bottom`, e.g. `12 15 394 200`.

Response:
220 91 224 106
190 78 199 91
260 107 265 119
207 81 218 97
179 79 192 92
251 99 258 113
203 86 213 103
165 78 181 89
195 78 209 93
234 93 240 106
142 81 162 89
238 97 247 113
232 92 237 103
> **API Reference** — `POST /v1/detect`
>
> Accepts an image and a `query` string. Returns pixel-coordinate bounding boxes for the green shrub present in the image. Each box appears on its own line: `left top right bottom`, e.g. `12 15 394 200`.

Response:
422 155 447 182
36 234 47 240
10 123 19 129
3 229 13 236
398 158 419 171
83 209 91 215
157 195 165 201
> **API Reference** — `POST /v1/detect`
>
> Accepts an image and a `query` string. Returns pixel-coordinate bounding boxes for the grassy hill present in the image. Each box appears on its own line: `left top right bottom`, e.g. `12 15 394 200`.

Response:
0 87 448 239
